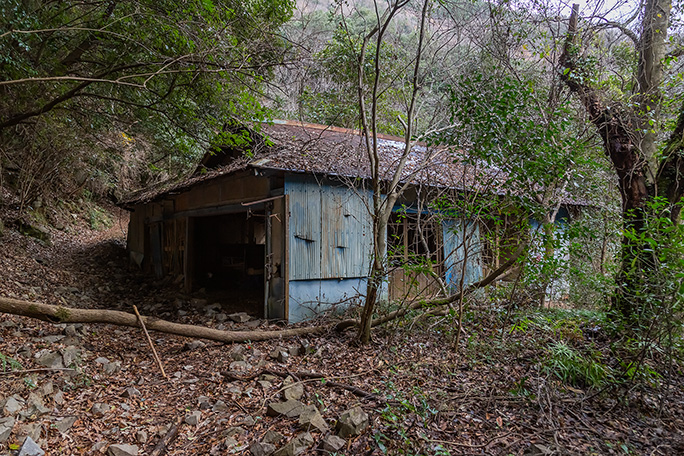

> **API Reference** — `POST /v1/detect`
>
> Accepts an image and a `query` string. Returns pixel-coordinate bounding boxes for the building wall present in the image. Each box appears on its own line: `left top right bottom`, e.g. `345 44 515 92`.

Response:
529 208 571 300
285 174 374 321
443 219 484 290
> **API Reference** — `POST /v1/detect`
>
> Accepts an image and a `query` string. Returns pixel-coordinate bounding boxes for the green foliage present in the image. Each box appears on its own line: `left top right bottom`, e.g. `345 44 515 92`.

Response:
0 0 294 207
609 197 684 384
0 351 23 372
439 71 588 212
376 380 441 455
618 197 684 327
543 340 612 388
87 205 113 231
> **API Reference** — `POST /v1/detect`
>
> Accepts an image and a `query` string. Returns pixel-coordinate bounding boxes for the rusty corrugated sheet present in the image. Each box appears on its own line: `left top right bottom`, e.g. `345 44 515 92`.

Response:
287 175 372 281
120 120 589 207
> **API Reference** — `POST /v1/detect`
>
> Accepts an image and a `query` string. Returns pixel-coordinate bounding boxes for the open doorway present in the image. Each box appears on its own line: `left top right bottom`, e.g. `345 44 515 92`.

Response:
191 211 266 315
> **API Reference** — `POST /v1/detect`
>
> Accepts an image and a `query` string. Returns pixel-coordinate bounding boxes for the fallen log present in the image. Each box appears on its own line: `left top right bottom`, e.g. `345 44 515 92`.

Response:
335 244 525 331
0 297 326 343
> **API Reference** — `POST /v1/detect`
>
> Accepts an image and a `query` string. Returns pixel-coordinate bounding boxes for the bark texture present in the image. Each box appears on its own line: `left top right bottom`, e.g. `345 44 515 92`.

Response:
0 297 325 343
560 1 682 321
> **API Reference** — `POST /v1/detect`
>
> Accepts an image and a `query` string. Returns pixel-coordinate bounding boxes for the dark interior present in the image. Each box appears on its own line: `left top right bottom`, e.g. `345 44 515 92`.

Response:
192 212 266 312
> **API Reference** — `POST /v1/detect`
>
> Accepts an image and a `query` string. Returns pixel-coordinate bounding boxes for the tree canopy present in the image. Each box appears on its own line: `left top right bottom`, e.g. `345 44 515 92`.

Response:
0 0 294 202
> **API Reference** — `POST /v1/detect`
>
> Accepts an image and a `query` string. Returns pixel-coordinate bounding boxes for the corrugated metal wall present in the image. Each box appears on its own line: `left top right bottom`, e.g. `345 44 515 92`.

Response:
286 175 372 280
443 220 483 290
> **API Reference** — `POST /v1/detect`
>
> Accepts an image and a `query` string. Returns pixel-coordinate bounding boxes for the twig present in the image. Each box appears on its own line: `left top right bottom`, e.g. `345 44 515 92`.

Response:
133 305 167 379
0 368 77 376
150 416 182 456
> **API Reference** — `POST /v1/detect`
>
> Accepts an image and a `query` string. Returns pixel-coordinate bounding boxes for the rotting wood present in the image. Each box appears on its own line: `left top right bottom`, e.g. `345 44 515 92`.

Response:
150 416 182 456
0 297 327 343
133 305 167 379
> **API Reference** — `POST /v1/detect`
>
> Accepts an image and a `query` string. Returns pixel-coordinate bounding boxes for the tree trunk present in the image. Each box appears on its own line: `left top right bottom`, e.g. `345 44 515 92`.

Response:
358 206 390 344
0 297 325 343
560 1 679 323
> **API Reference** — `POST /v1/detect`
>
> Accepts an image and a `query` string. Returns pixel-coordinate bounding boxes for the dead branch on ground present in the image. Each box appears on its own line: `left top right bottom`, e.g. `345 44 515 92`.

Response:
0 297 327 343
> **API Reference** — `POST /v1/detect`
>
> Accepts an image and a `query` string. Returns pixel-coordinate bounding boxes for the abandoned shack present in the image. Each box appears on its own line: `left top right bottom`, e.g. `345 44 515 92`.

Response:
121 120 575 322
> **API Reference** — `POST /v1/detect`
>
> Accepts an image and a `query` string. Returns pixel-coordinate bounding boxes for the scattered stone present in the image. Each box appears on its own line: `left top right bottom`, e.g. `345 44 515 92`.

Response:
321 434 346 453
0 416 15 442
245 320 261 329
17 436 45 456
190 298 208 308
184 340 206 351
94 357 110 364
135 430 148 444
260 374 277 383
37 382 53 397
122 387 141 398
103 361 122 374
228 312 251 323
215 313 228 323
250 442 276 456
263 430 284 444
229 361 251 372
230 345 247 361
212 400 229 412
107 443 139 456
64 325 80 337
223 426 246 438
91 403 110 417
24 393 50 417
42 335 65 344
91 441 108 453
54 391 65 406
185 411 201 426
3 395 25 415
336 406 369 438
298 405 329 433
273 432 314 456
258 380 272 390
54 416 78 433
266 400 305 418
287 345 301 357
282 376 304 401
16 422 42 444
61 346 81 367
223 436 239 449
227 385 242 396
36 351 64 369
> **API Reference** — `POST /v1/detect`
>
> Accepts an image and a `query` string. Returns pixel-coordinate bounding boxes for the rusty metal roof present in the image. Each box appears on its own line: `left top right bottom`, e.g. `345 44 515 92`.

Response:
120 120 582 207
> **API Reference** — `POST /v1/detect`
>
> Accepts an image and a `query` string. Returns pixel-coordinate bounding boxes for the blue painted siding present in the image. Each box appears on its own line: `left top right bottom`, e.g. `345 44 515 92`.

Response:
289 278 367 322
529 213 570 299
285 175 372 281
443 220 483 290
288 176 322 279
